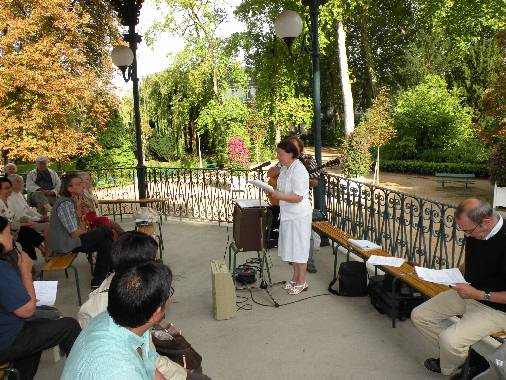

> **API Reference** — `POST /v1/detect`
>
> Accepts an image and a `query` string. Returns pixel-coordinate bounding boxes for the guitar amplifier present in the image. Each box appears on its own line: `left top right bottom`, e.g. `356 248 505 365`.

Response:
232 204 268 252
211 260 236 321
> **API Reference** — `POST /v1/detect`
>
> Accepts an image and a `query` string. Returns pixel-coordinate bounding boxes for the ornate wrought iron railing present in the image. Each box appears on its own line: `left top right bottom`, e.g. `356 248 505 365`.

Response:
85 167 464 268
324 174 465 269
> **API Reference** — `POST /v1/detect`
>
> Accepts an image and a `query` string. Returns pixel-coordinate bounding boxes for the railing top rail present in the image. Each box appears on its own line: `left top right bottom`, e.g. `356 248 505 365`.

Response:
325 173 459 209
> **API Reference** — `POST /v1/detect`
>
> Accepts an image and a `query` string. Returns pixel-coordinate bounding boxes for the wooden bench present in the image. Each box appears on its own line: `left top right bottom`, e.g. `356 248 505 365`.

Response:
39 253 81 306
435 173 475 189
313 221 505 378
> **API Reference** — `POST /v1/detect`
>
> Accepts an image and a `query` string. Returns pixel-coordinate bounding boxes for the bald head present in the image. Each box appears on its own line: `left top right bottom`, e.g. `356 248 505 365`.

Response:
455 198 494 223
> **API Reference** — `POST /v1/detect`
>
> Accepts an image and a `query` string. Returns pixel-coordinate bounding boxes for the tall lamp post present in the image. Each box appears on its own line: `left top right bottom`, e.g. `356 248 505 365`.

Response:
274 0 327 212
110 0 146 199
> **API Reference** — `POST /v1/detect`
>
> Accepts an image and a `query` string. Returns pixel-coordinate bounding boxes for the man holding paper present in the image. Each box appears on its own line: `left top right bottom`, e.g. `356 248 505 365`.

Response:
411 199 506 379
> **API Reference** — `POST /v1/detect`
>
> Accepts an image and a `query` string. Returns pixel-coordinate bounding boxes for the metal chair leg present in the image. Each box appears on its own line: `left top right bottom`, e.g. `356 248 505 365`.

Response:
69 265 82 306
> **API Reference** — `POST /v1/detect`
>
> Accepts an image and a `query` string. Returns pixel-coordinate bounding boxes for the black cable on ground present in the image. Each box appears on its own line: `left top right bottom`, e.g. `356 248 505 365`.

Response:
235 287 330 308
236 295 252 311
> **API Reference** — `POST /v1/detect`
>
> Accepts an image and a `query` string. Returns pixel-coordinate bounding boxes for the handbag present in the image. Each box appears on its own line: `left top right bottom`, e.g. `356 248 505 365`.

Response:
328 261 368 296
152 325 203 373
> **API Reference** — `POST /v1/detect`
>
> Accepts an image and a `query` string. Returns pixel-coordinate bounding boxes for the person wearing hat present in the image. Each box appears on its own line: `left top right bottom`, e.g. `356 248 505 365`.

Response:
25 156 61 216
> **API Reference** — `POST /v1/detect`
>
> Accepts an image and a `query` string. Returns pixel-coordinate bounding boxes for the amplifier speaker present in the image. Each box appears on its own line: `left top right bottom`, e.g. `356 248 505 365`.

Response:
211 260 236 321
232 205 267 252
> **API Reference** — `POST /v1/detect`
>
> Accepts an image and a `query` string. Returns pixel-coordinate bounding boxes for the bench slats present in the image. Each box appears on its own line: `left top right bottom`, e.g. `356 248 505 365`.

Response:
313 221 506 337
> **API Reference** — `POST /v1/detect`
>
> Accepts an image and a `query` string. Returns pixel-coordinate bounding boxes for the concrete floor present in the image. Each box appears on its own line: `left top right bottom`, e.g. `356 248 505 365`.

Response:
34 218 494 380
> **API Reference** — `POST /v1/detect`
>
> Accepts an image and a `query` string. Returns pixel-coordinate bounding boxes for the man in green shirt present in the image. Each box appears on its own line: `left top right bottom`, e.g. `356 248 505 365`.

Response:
61 261 172 380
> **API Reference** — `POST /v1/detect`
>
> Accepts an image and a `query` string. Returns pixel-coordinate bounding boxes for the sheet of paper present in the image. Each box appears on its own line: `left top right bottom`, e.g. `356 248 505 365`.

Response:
235 199 268 208
247 179 274 192
367 255 405 267
33 281 58 306
348 239 382 251
414 267 467 286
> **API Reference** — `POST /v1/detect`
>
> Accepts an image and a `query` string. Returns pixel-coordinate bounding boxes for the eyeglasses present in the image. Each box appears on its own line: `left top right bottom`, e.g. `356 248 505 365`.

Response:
457 221 482 235
169 286 174 298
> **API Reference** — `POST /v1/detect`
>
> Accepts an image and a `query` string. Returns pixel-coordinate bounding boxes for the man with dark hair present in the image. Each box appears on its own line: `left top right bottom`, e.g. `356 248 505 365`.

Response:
77 231 159 328
411 198 506 379
48 173 113 288
61 261 172 380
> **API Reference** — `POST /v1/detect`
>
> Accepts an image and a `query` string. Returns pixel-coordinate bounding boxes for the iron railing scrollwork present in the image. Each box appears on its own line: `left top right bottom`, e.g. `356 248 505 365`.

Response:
85 167 465 269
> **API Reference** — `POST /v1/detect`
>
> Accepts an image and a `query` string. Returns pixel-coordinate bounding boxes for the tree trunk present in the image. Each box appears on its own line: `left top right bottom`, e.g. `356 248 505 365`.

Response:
357 1 376 107
337 20 355 137
275 125 281 145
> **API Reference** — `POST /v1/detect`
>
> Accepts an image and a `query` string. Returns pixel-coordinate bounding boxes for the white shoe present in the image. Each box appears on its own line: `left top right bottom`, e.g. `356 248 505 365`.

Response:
283 281 295 290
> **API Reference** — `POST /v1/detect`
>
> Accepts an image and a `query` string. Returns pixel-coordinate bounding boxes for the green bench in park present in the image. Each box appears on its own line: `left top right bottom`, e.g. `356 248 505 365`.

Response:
435 173 475 189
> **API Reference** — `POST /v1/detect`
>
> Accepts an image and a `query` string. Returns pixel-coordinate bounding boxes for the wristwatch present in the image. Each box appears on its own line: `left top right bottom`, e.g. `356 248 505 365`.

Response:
484 292 492 301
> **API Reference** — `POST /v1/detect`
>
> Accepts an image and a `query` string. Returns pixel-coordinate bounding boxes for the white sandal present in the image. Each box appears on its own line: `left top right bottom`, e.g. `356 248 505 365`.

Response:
283 281 295 290
288 282 308 295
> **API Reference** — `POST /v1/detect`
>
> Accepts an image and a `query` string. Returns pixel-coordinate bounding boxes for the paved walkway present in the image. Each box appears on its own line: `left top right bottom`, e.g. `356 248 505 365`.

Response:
32 218 489 380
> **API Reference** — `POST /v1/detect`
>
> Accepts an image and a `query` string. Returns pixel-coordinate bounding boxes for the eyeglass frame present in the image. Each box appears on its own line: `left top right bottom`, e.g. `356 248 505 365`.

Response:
457 220 482 235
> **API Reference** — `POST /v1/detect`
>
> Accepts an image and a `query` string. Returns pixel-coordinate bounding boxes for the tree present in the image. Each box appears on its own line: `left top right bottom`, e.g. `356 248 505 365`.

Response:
0 0 117 162
357 87 396 183
393 75 473 153
245 101 269 163
195 97 250 163
77 110 135 169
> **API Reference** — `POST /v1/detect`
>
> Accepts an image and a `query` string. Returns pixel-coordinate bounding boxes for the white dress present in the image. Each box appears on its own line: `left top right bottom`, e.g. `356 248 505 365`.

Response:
277 160 312 263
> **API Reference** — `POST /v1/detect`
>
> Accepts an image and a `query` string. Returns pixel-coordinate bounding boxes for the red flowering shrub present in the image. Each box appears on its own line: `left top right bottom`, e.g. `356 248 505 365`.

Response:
228 136 250 171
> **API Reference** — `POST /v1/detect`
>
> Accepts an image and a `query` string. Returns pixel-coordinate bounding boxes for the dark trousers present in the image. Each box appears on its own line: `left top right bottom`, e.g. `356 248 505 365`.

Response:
0 317 81 380
268 206 280 240
79 226 113 287
17 226 44 260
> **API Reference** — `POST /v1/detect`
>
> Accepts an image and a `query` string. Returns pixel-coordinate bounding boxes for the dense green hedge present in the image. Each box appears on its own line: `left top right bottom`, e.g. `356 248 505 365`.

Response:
380 160 489 177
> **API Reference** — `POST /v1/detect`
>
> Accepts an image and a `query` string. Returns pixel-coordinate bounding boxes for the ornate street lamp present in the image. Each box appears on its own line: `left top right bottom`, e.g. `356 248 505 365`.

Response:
274 0 327 212
110 0 146 199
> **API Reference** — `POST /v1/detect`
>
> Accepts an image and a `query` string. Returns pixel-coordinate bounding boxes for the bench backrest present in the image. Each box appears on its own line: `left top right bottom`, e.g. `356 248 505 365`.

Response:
435 173 475 178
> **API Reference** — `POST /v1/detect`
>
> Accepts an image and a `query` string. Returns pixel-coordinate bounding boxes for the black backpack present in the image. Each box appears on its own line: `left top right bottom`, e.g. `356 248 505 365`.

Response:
328 261 368 296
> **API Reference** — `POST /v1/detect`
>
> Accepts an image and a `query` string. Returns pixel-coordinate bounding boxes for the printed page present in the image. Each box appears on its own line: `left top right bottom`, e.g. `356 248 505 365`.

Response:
247 179 274 192
33 281 58 306
348 239 382 250
415 267 467 285
367 255 405 267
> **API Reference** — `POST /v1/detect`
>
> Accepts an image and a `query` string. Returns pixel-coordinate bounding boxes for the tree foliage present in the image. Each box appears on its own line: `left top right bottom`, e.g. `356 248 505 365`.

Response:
393 75 473 153
0 0 117 162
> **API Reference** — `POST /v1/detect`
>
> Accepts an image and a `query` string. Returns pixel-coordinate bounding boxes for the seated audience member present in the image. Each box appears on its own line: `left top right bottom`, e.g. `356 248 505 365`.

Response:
77 171 124 237
48 173 113 288
0 177 47 260
25 156 60 216
8 174 48 229
411 199 506 379
0 216 81 380
3 163 17 177
78 231 198 380
61 261 177 380
78 231 160 328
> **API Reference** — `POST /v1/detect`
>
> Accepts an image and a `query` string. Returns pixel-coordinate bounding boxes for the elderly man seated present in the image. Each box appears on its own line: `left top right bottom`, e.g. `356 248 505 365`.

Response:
48 173 113 288
26 156 61 216
411 199 506 379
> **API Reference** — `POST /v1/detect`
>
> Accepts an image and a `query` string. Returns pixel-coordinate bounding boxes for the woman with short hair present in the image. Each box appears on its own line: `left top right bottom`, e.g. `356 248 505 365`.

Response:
266 139 312 294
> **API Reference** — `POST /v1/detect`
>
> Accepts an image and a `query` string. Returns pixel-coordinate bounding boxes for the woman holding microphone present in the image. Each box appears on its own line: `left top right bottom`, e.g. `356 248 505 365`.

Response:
266 139 312 295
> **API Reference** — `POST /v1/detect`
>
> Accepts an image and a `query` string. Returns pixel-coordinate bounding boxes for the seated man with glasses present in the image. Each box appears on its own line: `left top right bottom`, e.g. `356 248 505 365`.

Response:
411 198 506 379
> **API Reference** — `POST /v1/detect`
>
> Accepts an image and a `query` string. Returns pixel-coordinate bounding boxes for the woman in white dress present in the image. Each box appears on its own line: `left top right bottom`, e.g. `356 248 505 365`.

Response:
266 140 312 295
